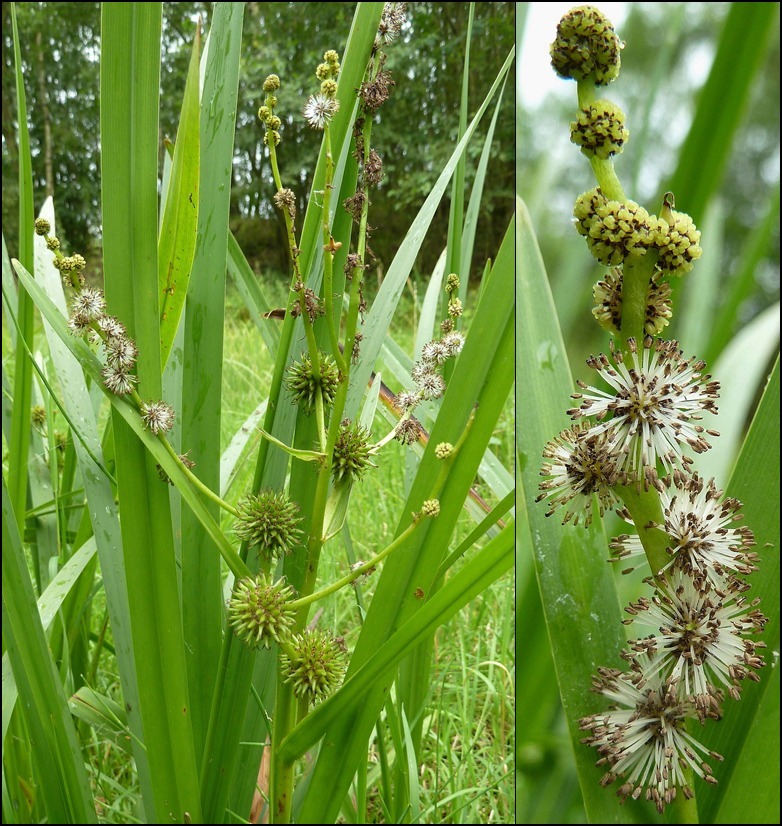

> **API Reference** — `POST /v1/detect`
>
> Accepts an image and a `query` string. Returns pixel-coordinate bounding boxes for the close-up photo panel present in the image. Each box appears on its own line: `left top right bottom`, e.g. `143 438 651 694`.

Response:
518 2 779 824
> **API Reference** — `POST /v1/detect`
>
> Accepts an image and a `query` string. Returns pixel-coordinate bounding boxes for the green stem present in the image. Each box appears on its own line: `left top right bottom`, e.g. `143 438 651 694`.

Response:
156 426 238 516
290 516 422 610
668 769 700 824
266 122 321 374
343 100 374 383
321 125 347 374
270 676 296 824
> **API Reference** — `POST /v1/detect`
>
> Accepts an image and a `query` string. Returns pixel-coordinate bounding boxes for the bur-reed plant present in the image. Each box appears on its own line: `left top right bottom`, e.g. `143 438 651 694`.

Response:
519 3 779 824
3 2 514 823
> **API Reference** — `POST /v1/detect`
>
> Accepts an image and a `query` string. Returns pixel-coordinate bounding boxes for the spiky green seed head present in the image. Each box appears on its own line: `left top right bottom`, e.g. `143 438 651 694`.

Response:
234 490 303 560
286 352 340 414
332 419 375 483
228 575 296 649
280 628 347 704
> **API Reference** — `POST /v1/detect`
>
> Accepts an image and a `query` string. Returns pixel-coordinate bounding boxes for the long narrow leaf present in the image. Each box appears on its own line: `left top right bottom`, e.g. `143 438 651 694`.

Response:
2 478 96 824
100 5 202 821
158 22 201 369
517 198 637 823
8 3 36 535
180 1 244 769
299 212 515 823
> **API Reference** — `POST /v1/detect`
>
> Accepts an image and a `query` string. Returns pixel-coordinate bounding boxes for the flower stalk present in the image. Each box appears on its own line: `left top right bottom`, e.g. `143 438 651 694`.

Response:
543 6 765 815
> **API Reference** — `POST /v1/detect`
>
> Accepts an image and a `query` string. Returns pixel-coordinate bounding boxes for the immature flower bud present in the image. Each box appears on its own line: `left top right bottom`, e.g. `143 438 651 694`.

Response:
34 217 51 236
286 352 340 414
654 210 702 276
280 628 347 704
332 419 375 483
421 499 440 518
574 188 657 265
445 272 460 294
234 490 303 560
258 105 271 123
46 236 60 251
320 79 337 98
263 130 281 147
263 74 280 92
434 442 453 459
550 5 622 86
31 405 47 426
570 99 629 159
323 49 340 67
228 574 296 649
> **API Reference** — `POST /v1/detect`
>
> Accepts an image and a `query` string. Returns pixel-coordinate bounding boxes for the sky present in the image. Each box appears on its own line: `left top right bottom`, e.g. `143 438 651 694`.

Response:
518 3 629 108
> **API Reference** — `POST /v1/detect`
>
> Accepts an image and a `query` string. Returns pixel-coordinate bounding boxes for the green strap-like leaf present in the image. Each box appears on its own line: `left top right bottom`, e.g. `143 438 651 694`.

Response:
517 198 638 824
158 22 200 369
2 478 96 824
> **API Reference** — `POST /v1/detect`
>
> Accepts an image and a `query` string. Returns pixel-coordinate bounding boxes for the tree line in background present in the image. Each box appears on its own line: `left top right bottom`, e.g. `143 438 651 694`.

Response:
2 1 514 283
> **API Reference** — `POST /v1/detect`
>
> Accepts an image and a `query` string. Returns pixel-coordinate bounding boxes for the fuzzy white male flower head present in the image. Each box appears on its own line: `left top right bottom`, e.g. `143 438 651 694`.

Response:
579 654 723 814
568 336 720 485
140 401 176 435
536 422 622 527
302 93 339 129
610 472 758 585
623 571 766 716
